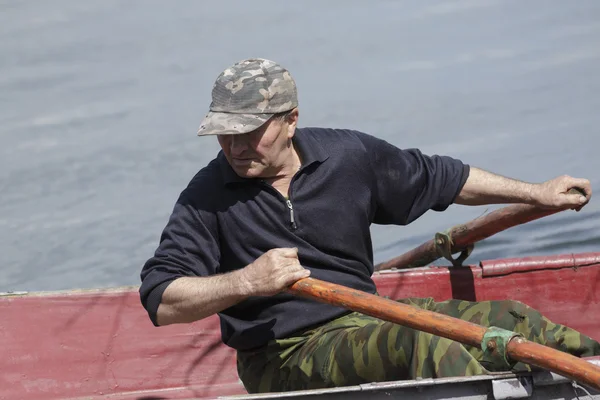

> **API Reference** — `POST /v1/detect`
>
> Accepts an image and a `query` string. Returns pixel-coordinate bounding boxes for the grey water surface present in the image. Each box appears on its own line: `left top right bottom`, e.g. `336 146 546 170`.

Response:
1 0 600 291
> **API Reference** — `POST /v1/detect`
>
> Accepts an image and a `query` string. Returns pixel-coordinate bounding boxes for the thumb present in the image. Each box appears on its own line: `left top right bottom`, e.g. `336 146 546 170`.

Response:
559 193 586 206
561 192 587 208
279 247 299 258
565 187 588 205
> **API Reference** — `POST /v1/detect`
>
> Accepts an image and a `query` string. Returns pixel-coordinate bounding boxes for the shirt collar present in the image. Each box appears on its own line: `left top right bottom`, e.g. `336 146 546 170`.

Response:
293 127 329 167
219 127 330 186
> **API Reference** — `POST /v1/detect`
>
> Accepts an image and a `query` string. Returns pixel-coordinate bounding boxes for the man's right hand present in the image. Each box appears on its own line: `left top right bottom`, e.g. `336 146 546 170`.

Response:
241 248 311 296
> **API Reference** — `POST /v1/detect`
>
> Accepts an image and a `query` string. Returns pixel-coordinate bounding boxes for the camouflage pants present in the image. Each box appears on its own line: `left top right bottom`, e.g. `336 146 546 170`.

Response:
237 297 600 393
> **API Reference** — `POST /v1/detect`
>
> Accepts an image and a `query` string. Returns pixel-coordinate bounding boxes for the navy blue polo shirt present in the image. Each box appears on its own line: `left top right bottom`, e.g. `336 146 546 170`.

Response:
140 127 469 350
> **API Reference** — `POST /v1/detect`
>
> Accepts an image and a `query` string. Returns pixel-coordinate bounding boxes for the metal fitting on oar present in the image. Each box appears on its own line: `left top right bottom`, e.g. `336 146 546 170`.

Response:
481 327 524 370
434 229 473 267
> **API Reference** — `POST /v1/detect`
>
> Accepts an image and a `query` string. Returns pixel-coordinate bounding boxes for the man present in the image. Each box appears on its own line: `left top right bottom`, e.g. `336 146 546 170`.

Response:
140 58 599 393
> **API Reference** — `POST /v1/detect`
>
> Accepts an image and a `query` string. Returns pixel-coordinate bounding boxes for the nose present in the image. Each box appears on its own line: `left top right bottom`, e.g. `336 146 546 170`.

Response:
229 135 248 156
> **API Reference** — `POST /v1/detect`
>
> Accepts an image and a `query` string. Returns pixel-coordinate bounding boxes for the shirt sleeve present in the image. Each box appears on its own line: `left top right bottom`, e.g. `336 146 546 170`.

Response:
356 131 470 225
139 195 220 326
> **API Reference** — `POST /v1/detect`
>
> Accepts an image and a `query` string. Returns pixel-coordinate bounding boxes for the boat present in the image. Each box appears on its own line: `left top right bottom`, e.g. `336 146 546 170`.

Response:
2 251 600 400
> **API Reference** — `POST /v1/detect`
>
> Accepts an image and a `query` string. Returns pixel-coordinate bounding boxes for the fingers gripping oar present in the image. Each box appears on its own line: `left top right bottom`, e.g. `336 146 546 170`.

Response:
375 188 588 271
287 277 600 391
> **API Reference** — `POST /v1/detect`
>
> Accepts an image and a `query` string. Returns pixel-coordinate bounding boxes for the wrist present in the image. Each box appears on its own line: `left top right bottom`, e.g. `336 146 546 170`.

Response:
234 266 255 297
525 183 539 205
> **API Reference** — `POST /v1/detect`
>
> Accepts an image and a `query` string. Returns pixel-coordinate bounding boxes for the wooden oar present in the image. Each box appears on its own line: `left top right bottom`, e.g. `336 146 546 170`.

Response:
375 188 587 271
288 277 600 390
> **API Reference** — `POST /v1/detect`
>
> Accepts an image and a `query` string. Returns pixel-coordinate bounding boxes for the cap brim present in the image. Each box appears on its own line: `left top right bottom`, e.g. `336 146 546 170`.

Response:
197 111 272 136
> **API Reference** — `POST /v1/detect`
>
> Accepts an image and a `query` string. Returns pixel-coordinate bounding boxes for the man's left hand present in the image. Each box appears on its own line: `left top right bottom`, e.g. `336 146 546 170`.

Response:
533 175 592 211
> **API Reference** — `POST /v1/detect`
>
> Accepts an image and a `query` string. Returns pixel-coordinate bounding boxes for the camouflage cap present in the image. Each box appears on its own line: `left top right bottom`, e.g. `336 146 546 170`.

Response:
197 58 298 136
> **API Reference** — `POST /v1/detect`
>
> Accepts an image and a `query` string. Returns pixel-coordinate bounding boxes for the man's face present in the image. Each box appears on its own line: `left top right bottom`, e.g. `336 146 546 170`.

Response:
217 112 296 179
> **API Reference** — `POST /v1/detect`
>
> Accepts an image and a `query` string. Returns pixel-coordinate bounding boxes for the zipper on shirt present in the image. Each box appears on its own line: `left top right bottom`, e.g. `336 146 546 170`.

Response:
258 170 301 231
286 199 298 230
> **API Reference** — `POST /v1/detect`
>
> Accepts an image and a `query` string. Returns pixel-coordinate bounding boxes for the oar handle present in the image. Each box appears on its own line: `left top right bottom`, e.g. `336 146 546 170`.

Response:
288 277 600 390
375 187 588 272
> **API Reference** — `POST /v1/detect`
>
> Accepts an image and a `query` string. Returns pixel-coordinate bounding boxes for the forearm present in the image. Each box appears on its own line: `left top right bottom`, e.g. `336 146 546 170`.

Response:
156 269 250 326
153 248 309 326
455 167 536 206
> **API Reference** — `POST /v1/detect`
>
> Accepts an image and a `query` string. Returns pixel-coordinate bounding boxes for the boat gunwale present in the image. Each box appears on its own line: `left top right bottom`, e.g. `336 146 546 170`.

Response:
219 358 600 399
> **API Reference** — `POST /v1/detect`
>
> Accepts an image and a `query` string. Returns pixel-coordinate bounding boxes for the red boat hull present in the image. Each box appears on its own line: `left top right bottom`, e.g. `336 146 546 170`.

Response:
2 252 599 400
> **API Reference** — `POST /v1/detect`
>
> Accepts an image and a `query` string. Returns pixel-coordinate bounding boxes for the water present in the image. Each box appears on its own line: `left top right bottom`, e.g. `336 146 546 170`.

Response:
1 0 600 292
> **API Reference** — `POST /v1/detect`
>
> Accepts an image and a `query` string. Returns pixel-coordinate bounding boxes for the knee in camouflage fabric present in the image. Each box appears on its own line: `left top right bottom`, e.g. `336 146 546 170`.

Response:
237 297 600 393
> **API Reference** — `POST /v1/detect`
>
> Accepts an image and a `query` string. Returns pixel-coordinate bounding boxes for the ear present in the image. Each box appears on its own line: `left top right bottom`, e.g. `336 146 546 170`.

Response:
286 108 299 139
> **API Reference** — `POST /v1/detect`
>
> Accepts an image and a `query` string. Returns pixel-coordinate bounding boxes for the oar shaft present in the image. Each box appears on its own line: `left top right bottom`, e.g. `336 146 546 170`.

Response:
290 277 485 347
449 204 556 245
375 204 561 271
507 338 600 390
288 277 600 390
375 240 437 271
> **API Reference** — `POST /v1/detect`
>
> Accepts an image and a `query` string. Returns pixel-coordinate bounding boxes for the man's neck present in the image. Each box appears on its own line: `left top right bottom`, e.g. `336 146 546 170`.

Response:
264 145 302 198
